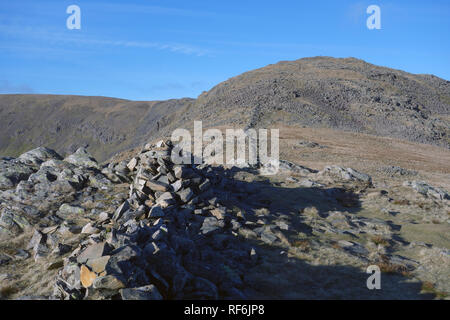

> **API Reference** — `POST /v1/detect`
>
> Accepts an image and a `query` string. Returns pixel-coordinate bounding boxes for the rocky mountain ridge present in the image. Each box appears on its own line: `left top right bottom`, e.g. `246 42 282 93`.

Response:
1 57 449 164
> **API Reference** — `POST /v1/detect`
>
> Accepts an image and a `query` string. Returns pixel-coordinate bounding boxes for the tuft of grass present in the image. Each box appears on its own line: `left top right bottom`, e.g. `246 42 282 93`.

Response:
331 241 341 250
421 281 448 299
378 262 410 277
0 285 18 299
377 255 411 277
292 239 311 251
392 199 410 206
371 235 390 247
336 194 359 208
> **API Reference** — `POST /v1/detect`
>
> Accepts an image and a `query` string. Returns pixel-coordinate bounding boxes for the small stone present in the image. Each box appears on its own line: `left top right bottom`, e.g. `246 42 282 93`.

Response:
152 229 165 241
171 180 183 192
0 253 12 266
42 225 58 234
200 217 224 235
93 275 125 290
146 180 170 192
59 204 85 215
157 175 170 184
98 212 110 222
260 229 277 245
156 192 176 208
275 220 290 231
26 229 44 250
14 249 30 260
210 207 226 220
86 255 110 274
112 200 130 221
177 188 194 203
127 158 138 171
144 242 160 256
81 223 100 235
250 248 257 262
80 265 97 288
194 209 204 215
77 242 112 264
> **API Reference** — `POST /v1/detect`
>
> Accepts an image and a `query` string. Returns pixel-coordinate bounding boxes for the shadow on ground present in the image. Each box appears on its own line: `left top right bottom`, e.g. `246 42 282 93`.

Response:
197 167 434 300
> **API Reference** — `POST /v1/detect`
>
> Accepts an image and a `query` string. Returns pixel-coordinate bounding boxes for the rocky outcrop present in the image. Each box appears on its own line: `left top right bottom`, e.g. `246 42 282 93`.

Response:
52 140 260 300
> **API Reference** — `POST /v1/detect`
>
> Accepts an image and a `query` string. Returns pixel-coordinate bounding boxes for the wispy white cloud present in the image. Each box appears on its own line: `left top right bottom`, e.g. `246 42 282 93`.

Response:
0 24 211 57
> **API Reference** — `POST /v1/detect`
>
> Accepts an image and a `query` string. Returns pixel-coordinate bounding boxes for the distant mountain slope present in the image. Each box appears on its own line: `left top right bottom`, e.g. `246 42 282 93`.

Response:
0 94 194 161
1 57 449 161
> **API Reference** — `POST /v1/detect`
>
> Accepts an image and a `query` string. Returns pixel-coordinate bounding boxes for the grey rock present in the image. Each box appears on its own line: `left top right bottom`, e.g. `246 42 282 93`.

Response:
112 200 130 221
177 188 194 203
171 179 183 192
260 229 278 245
404 180 449 200
59 204 85 215
321 165 372 184
19 147 62 165
77 242 112 264
200 217 225 235
0 208 30 235
146 180 170 192
26 229 44 250
0 159 35 189
120 285 163 300
64 148 99 169
156 192 176 208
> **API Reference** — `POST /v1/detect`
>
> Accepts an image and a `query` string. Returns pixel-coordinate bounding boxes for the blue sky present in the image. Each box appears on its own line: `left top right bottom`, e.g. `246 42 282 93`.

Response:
0 0 449 100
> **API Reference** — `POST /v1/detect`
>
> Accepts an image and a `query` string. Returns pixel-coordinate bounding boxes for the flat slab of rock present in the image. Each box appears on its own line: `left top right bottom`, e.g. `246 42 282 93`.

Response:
146 180 170 192
77 242 112 264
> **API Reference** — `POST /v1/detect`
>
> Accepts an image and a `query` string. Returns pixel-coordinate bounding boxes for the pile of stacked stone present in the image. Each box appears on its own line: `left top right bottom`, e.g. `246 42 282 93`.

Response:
52 140 259 300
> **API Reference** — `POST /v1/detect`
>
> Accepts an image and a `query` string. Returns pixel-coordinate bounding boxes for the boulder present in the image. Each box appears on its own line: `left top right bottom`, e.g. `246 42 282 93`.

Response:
64 148 99 169
19 147 63 165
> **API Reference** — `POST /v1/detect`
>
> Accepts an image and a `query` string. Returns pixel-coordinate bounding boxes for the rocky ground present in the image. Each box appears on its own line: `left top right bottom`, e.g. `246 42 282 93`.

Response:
0 134 449 300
